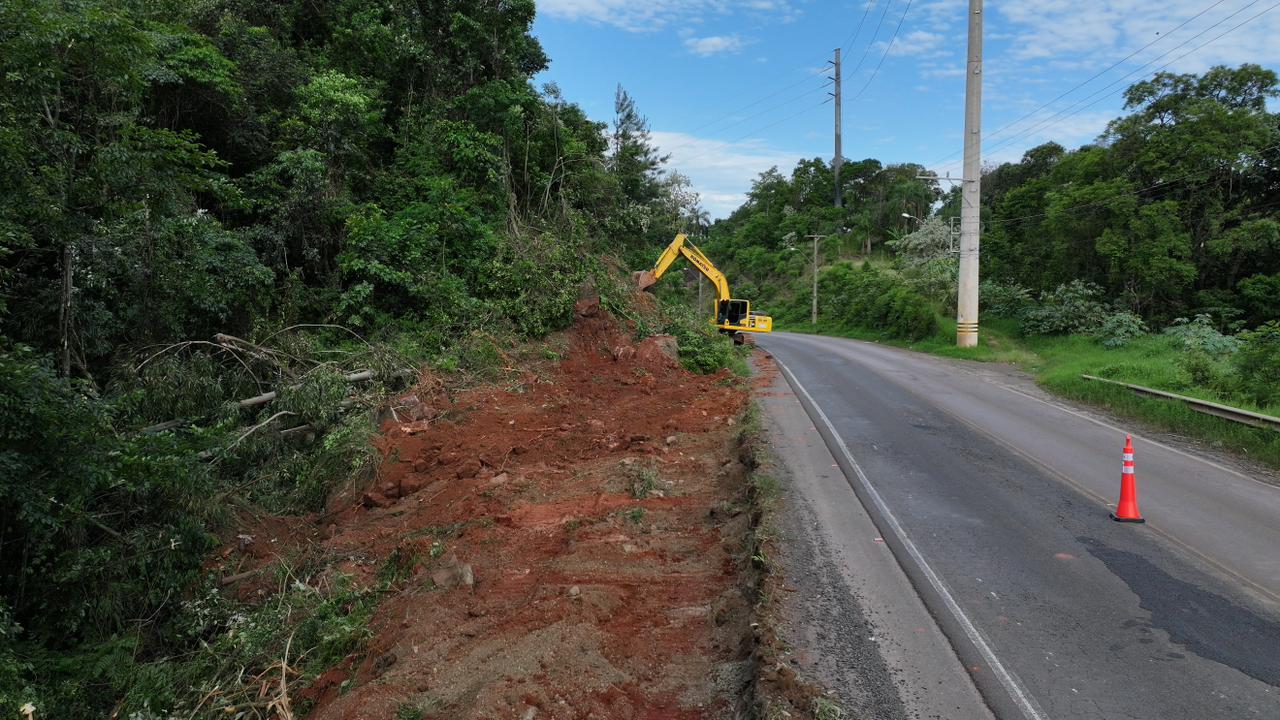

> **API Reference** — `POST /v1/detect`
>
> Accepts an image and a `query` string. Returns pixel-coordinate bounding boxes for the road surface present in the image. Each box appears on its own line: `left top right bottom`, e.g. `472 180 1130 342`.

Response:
756 331 1280 720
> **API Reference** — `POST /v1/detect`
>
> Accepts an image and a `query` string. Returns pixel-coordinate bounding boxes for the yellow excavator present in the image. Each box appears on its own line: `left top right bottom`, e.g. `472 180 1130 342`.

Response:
636 233 773 344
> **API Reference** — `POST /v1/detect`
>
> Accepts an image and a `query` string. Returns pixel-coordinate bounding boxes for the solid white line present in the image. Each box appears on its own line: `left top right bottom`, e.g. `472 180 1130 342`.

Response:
783 331 1276 491
988 382 1278 490
777 336 1280 608
775 358 1048 720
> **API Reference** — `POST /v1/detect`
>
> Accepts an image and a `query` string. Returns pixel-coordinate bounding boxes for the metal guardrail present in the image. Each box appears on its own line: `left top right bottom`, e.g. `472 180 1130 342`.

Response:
1081 374 1280 432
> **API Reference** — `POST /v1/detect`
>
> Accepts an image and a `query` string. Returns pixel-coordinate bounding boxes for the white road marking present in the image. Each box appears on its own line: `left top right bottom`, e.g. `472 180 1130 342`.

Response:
774 356 1048 720
784 334 1280 609
988 382 1277 491
787 332 1275 490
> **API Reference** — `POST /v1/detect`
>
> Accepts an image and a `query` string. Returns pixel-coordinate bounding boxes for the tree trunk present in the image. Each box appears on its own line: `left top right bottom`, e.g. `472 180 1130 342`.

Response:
59 242 73 378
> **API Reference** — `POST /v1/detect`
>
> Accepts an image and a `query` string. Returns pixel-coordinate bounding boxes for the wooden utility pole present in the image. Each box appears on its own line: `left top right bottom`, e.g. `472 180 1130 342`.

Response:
831 48 843 208
956 0 983 347
807 235 825 324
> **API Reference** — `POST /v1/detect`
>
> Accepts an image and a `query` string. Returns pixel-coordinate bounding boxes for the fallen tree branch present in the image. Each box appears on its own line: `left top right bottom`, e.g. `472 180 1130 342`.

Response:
257 323 373 349
272 633 296 720
214 333 308 377
139 419 189 435
220 411 296 457
239 370 374 409
135 340 262 387
219 569 261 586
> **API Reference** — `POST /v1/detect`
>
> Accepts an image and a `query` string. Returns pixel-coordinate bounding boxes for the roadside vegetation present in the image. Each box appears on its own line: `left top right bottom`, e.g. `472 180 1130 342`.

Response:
703 64 1280 469
736 402 848 719
4 0 1276 713
0 0 733 715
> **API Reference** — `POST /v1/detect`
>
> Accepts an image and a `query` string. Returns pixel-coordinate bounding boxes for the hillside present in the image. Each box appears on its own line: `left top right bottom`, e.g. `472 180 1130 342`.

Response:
695 64 1280 464
0 1 750 716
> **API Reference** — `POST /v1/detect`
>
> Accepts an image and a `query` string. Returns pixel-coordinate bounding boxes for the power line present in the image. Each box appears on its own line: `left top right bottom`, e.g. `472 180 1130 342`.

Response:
849 0 915 102
652 3 884 154
656 84 830 156
928 0 1237 167
985 140 1280 229
975 0 1277 163
679 71 828 139
848 0 898 78
840 0 880 54
650 3 905 179
666 98 832 168
930 0 1275 170
661 1 904 146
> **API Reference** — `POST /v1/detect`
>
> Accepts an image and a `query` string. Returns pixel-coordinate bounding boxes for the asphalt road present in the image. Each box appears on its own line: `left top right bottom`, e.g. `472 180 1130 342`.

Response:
756 331 1280 720
756 353 994 720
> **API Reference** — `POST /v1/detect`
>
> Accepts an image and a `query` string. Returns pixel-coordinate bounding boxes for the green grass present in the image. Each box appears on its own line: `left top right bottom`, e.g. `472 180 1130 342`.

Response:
781 315 1280 470
628 464 659 499
811 696 847 720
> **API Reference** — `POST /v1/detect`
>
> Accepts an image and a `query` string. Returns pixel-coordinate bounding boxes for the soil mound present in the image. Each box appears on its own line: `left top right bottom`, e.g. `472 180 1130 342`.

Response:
218 304 756 718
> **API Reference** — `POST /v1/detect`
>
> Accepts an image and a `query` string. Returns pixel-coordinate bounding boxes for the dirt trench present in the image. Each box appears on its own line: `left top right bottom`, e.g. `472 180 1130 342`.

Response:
221 298 769 719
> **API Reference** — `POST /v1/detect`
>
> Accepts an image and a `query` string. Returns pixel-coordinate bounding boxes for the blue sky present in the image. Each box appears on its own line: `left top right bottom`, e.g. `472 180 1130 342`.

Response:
531 1 1280 218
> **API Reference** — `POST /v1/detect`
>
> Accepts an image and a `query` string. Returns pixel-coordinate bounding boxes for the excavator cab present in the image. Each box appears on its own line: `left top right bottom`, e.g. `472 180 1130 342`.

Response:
717 299 749 327
716 299 772 335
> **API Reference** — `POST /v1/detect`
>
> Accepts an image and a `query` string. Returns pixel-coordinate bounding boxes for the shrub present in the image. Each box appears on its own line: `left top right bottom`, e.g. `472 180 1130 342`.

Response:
0 349 215 643
663 302 737 374
980 280 1034 319
483 232 587 337
1163 314 1240 357
1237 273 1280 326
888 219 958 309
1177 351 1234 392
674 327 735 374
1021 280 1108 335
0 602 31 713
1234 321 1280 406
1095 311 1148 349
816 263 937 340
882 286 939 340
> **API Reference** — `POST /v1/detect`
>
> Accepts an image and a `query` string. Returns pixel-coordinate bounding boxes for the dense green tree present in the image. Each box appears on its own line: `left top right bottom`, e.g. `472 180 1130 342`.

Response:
974 65 1280 325
0 1 703 715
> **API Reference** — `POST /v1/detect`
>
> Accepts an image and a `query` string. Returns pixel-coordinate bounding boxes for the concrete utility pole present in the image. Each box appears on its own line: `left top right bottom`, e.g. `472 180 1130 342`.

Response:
807 234 825 324
831 49 843 208
956 0 983 348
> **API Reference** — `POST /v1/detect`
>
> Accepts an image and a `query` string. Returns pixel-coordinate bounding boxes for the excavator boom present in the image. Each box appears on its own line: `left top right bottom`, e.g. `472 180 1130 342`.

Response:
636 234 773 339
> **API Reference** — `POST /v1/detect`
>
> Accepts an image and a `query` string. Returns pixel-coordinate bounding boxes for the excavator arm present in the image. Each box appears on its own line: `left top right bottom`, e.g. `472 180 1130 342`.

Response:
637 234 729 300
635 234 772 339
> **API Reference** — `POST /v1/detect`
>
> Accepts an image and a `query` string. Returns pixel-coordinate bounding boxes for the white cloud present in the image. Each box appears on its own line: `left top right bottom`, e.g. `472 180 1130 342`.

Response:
652 131 812 218
915 0 966 32
921 65 965 78
537 0 797 32
941 1 1280 175
996 1 1280 73
881 29 947 57
684 34 748 56
928 110 1115 178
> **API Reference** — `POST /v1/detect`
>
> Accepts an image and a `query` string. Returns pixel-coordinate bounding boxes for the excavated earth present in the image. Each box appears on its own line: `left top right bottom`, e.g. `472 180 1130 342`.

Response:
217 297 762 719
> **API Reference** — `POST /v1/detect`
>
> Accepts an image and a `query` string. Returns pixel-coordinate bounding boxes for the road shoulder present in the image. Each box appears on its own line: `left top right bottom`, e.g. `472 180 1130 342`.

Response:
752 351 994 720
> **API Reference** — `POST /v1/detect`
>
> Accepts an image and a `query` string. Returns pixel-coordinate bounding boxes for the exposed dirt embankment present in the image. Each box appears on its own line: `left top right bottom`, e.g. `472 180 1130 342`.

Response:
220 298 768 718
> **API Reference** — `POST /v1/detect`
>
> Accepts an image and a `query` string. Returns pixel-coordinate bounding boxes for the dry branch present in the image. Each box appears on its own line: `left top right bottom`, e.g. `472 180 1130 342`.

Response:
238 370 374 409
223 411 296 455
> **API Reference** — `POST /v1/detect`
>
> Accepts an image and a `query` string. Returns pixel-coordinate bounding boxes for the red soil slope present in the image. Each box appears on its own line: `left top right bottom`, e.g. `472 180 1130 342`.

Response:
227 298 757 719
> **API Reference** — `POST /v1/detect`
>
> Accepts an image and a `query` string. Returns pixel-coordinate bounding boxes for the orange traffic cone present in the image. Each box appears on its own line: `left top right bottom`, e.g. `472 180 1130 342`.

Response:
1111 435 1145 523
